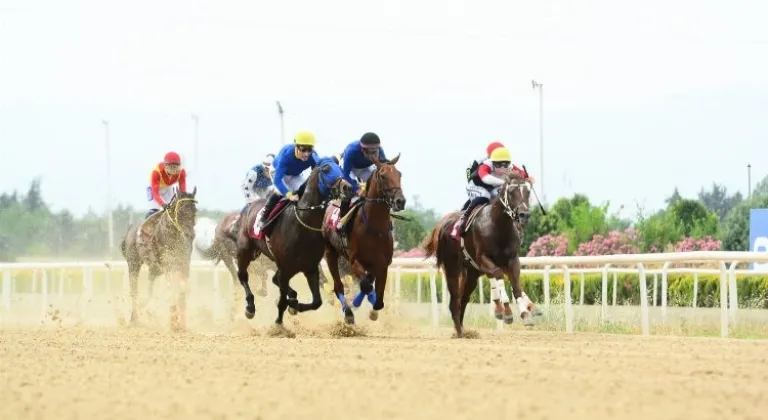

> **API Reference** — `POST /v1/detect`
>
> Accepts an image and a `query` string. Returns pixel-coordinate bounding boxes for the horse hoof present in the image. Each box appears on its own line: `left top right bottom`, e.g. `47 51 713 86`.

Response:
503 315 514 325
369 310 378 321
522 315 535 326
244 310 255 320
531 307 544 317
344 315 355 325
494 312 503 320
288 307 298 316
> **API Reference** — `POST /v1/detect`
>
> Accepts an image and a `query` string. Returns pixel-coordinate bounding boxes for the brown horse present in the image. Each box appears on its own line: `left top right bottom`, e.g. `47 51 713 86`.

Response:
422 173 539 337
322 154 405 324
235 157 353 328
120 187 198 330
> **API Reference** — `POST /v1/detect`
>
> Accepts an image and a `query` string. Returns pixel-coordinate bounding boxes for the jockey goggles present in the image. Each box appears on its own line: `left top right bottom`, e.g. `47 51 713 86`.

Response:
296 145 313 153
492 161 511 169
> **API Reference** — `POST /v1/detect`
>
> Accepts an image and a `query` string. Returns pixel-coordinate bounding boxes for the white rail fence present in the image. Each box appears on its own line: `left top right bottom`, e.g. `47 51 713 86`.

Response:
2 251 768 338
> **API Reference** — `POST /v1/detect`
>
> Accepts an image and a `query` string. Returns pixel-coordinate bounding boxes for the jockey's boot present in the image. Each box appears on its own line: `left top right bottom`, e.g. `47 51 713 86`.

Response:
336 198 351 231
255 193 281 235
451 197 487 239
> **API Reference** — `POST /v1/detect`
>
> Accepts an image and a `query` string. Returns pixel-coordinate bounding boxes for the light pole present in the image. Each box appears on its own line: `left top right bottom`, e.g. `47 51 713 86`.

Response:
532 79 545 203
191 114 199 180
748 163 752 200
276 101 285 146
101 120 114 255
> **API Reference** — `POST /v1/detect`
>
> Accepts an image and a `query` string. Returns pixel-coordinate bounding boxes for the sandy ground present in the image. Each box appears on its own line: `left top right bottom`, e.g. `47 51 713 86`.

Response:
2 274 768 419
2 317 768 420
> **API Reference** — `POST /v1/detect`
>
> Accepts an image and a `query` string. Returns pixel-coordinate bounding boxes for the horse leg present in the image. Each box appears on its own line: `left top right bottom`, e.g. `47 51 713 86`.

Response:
367 263 389 321
325 247 354 324
254 262 269 297
459 267 481 329
348 259 369 309
291 265 323 313
441 259 463 337
488 278 505 320
236 244 258 319
275 268 299 326
507 257 533 326
496 277 515 325
128 259 142 325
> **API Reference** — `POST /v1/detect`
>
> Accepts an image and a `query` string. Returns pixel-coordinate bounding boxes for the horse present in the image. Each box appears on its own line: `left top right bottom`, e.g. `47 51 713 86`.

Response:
321 153 406 324
235 157 353 328
195 207 336 318
120 187 198 331
421 173 540 338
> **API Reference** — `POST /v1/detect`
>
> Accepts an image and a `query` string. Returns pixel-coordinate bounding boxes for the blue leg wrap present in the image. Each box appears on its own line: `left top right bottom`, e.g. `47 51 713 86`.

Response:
367 291 377 305
352 291 366 308
336 292 349 313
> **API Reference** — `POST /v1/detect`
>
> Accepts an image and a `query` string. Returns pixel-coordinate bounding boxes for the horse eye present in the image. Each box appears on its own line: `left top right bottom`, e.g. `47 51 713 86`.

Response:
322 164 330 173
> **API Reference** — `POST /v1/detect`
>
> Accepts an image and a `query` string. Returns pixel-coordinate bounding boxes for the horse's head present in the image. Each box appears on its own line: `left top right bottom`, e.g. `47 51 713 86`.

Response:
314 157 353 202
167 186 199 233
369 153 406 212
498 173 531 227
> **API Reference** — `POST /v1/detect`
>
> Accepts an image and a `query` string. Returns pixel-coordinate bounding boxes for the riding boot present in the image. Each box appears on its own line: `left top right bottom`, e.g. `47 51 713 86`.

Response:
453 197 488 238
258 193 281 230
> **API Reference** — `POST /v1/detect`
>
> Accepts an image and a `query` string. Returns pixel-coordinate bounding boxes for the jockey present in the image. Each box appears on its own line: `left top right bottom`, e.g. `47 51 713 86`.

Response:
462 141 505 210
241 153 276 209
253 131 320 237
452 146 534 239
336 132 387 227
145 151 187 219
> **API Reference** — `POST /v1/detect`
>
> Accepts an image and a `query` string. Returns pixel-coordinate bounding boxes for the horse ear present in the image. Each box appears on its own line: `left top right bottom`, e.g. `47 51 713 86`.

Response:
388 153 401 165
371 154 384 168
192 186 197 197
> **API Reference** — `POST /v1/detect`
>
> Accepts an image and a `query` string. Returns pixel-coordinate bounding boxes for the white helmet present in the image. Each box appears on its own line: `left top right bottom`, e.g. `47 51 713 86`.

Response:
263 153 275 167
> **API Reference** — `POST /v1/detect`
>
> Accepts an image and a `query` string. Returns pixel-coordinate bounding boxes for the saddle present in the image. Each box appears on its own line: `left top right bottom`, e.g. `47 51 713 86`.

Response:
328 198 364 234
451 203 487 240
249 198 292 239
136 211 164 243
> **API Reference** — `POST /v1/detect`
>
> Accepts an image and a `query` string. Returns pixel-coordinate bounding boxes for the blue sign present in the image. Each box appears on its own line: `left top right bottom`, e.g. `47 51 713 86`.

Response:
749 209 768 270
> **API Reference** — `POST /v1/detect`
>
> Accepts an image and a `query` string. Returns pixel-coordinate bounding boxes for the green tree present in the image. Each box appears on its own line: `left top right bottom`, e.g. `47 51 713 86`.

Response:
697 182 743 221
722 195 768 251
668 199 719 238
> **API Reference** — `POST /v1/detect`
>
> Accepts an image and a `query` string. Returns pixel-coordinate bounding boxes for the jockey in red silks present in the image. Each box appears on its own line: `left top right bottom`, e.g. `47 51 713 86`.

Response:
145 151 188 219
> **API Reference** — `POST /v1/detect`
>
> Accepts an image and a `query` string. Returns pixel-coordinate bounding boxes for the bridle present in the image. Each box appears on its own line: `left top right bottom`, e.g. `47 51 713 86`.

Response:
499 181 530 225
363 164 402 211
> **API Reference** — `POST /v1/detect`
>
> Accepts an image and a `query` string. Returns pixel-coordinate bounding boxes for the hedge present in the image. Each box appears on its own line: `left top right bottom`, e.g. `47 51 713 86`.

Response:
5 267 768 309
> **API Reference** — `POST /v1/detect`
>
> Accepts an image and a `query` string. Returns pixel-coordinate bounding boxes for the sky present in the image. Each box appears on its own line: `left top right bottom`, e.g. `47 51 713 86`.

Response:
1 0 766 220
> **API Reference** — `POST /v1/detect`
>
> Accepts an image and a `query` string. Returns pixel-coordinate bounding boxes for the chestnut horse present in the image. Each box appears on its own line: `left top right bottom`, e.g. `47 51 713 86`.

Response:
422 173 539 337
322 154 406 324
235 157 353 328
121 187 198 331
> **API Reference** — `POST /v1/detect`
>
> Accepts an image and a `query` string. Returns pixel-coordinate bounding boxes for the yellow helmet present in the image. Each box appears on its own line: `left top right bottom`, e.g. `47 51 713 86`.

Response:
294 131 316 147
490 147 511 162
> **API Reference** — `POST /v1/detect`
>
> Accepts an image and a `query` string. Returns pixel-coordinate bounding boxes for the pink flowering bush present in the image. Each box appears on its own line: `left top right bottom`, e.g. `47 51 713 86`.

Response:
672 236 722 268
574 228 641 256
674 236 721 252
527 234 569 257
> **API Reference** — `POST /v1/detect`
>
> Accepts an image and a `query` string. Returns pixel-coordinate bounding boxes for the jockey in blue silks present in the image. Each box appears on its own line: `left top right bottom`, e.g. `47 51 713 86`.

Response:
335 132 387 230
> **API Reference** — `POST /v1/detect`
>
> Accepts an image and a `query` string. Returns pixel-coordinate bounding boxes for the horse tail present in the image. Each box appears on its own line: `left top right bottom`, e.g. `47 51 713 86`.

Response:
420 219 446 269
120 237 127 258
194 240 222 265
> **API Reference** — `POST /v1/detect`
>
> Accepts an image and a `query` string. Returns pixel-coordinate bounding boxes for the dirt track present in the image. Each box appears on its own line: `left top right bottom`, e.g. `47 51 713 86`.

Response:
2 320 767 420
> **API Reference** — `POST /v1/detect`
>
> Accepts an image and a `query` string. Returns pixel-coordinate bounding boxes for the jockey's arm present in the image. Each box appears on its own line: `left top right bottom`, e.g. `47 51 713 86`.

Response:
478 164 505 186
272 163 291 197
178 168 188 192
243 168 258 191
511 164 535 182
341 152 361 194
150 171 166 206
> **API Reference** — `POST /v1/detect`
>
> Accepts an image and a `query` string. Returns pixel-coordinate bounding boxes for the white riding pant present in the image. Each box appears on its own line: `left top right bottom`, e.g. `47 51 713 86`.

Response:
279 174 306 195
465 183 500 201
350 165 375 183
146 186 177 211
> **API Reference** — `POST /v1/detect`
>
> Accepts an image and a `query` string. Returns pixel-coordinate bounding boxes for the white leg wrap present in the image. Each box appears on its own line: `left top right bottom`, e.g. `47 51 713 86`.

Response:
516 296 529 314
498 279 510 304
489 278 501 301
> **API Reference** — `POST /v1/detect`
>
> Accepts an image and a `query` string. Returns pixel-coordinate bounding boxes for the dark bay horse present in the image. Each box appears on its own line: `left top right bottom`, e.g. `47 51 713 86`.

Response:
195 207 336 317
421 173 540 337
235 157 353 328
322 154 406 324
120 187 198 331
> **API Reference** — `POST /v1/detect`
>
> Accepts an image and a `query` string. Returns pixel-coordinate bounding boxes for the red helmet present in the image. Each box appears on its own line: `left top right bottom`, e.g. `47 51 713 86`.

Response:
164 151 181 164
486 142 504 157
